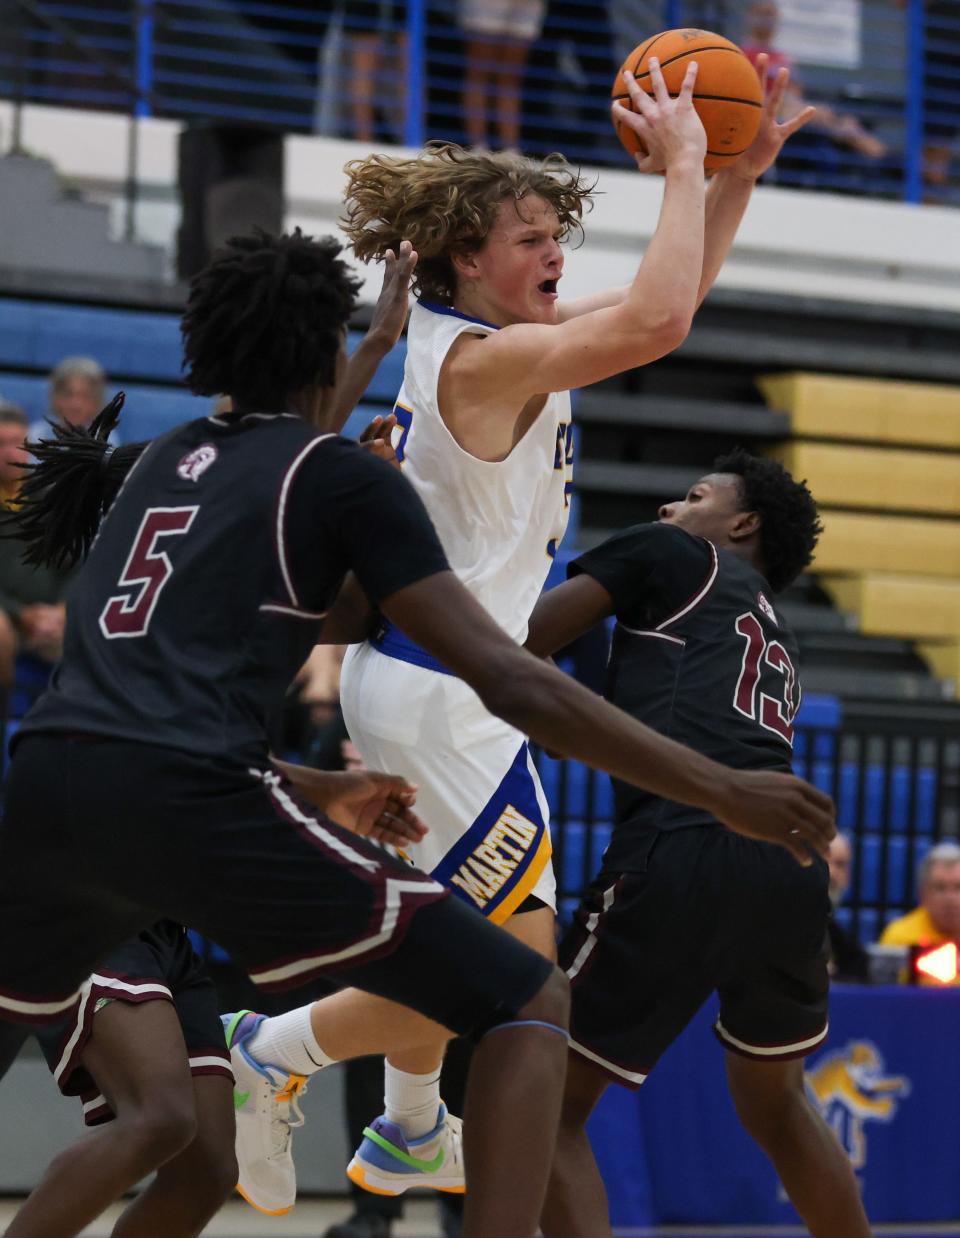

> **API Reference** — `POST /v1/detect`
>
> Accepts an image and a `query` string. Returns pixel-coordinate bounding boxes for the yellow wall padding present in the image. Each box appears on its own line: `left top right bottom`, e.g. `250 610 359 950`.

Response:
822 574 960 640
918 641 960 698
770 442 960 515
815 510 960 577
758 372 960 448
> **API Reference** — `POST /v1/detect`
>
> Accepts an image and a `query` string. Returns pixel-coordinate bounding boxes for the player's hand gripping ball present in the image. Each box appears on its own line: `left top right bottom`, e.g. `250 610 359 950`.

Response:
613 28 763 171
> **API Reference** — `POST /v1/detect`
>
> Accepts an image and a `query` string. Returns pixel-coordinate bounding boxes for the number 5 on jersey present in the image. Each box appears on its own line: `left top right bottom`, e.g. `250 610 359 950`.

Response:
99 507 198 639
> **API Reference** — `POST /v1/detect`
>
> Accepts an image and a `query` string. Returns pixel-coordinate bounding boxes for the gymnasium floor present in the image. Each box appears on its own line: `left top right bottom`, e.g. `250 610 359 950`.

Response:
1 1198 957 1238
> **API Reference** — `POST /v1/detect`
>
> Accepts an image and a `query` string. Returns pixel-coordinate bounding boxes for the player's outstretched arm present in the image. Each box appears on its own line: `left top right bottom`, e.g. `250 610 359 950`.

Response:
330 241 418 431
381 570 835 867
695 57 816 308
452 60 706 402
525 575 615 658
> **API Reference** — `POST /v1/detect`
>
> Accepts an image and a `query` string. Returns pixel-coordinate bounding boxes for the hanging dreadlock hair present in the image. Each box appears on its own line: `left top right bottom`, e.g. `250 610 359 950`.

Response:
5 394 148 571
182 228 361 407
713 448 823 593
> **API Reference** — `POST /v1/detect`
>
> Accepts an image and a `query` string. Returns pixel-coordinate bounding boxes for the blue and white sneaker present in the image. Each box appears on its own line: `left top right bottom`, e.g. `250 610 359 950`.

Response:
221 1010 309 1216
347 1103 465 1195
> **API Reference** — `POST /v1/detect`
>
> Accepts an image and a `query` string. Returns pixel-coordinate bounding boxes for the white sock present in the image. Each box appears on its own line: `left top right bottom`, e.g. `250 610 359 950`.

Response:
384 1062 442 1140
247 1006 336 1077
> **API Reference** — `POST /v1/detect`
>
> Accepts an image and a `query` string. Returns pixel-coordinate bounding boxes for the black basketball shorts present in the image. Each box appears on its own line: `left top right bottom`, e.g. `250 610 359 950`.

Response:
559 825 830 1088
36 920 231 1126
0 735 553 1040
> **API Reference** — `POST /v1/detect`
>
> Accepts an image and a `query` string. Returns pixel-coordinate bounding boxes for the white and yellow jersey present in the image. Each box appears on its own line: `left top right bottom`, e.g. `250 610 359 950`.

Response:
340 298 574 921
392 298 573 642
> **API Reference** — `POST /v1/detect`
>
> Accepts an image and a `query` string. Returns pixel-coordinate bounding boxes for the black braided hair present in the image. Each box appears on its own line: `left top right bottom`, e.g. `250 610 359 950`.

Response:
3 394 148 570
713 448 823 593
181 228 362 407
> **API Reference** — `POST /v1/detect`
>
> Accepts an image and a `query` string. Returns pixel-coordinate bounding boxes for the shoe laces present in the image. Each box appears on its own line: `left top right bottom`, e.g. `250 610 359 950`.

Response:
442 1112 464 1172
267 1073 308 1159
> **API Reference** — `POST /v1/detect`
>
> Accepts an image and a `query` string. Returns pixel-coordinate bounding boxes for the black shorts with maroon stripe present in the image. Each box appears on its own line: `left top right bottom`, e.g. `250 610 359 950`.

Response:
559 825 830 1089
0 735 552 1038
36 920 231 1126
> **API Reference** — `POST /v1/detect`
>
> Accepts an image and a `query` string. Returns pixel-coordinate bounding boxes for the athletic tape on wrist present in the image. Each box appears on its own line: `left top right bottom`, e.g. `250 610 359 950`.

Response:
483 1018 569 1041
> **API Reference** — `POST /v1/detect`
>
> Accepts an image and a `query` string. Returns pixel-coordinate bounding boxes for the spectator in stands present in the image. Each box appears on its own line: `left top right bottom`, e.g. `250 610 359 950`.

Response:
0 401 71 689
743 1 886 161
344 3 408 144
880 840 960 947
892 0 958 193
28 355 113 445
827 833 868 982
460 0 546 149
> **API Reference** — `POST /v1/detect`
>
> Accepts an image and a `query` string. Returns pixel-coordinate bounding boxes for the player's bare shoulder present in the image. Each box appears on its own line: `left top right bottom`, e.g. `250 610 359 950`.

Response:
437 328 543 460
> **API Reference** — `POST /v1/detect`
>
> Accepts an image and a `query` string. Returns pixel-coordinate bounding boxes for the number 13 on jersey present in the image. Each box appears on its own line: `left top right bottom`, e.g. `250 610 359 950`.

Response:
733 611 799 745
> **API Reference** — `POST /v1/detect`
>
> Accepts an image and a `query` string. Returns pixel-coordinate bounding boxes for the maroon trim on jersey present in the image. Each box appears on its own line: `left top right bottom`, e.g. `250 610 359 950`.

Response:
564 879 624 988
616 624 686 647
274 434 336 608
77 1047 232 1127
51 974 174 1098
0 982 82 1025
80 1093 114 1127
655 540 719 631
713 1018 829 1062
247 769 446 991
568 1036 651 1090
247 879 446 993
259 602 329 621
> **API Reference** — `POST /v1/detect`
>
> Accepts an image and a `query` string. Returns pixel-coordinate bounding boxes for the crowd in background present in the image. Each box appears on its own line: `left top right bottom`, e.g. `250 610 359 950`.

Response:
305 0 954 195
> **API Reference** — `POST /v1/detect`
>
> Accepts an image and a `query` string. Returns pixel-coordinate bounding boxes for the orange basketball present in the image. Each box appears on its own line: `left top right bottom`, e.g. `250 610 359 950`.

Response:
612 28 763 171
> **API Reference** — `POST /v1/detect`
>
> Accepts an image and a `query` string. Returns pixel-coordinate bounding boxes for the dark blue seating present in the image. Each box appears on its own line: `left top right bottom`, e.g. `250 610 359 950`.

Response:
559 819 586 892
0 291 408 446
857 906 881 944
0 298 184 381
590 821 612 872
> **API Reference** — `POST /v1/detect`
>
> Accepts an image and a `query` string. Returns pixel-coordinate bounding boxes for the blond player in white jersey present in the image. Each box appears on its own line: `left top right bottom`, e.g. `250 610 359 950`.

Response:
226 58 816 1215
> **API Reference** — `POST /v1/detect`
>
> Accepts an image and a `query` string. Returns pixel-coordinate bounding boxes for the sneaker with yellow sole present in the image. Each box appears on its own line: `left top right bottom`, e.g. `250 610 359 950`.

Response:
221 1010 309 1215
347 1104 465 1196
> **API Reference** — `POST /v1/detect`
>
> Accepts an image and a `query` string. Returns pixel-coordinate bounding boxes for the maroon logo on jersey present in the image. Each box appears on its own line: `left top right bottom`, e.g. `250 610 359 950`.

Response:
177 444 218 482
757 591 777 624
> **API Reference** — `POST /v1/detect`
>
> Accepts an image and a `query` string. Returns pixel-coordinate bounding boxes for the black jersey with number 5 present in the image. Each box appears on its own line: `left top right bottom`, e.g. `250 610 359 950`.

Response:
19 412 449 764
570 522 801 863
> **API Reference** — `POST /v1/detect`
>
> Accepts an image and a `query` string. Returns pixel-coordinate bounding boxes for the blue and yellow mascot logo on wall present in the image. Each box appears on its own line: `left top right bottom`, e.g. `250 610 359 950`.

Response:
806 1041 910 1170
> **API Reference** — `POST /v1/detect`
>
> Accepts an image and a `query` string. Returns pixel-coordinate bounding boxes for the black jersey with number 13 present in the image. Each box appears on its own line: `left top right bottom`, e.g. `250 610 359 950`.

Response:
570 523 801 865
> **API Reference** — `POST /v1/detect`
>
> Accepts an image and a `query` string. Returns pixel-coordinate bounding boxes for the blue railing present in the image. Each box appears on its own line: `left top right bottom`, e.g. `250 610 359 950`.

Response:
0 0 957 206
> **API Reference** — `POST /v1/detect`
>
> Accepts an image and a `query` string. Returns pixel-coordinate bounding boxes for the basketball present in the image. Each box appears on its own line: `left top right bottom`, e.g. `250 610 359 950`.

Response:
612 28 763 171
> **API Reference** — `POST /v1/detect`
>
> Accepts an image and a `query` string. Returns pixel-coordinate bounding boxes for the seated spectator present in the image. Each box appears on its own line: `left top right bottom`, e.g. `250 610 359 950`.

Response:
743 1 886 161
827 833 868 982
28 355 116 445
0 400 72 690
880 840 960 947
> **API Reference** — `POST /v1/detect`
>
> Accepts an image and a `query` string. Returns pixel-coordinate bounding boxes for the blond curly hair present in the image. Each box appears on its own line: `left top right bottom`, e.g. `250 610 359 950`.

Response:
342 143 594 304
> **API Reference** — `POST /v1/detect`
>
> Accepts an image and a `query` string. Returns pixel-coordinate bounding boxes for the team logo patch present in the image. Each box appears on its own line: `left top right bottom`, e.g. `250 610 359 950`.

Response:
177 444 218 482
806 1041 910 1171
756 591 777 624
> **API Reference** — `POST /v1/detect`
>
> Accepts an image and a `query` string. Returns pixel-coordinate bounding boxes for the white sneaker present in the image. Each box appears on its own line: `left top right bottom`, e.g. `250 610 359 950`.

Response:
222 1010 309 1215
347 1104 465 1195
